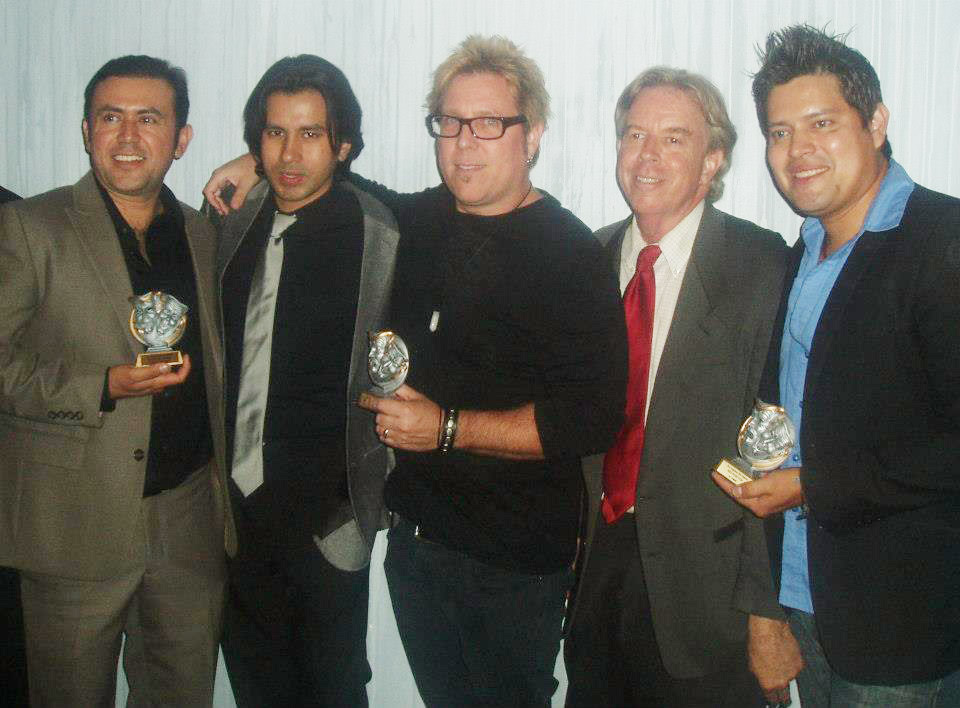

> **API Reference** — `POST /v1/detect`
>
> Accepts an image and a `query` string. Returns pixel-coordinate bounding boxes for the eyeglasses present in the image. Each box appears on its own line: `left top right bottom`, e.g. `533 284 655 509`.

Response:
425 114 528 140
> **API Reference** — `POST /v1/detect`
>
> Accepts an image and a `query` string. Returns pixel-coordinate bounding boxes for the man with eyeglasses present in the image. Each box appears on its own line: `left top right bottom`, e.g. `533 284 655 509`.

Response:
205 35 626 708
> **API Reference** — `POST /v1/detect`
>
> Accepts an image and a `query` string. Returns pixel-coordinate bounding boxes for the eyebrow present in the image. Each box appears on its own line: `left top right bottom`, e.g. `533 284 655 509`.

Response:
624 124 693 135
264 122 327 131
96 105 165 118
768 108 838 127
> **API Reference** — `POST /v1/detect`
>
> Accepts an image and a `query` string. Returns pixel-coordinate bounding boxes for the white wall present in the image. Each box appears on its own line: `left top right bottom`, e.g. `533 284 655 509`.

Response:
3 1 958 705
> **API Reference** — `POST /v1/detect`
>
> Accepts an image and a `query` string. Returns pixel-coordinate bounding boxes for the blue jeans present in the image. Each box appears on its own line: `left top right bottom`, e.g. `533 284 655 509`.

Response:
788 609 960 707
385 517 572 707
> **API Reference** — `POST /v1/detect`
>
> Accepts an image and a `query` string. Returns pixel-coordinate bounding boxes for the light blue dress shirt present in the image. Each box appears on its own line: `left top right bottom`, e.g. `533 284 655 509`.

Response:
778 160 915 612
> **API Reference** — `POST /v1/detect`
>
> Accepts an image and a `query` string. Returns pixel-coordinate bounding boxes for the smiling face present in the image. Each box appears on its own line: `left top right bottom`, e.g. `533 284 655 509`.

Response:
259 90 351 213
82 76 191 203
765 73 889 241
616 86 722 242
435 72 543 216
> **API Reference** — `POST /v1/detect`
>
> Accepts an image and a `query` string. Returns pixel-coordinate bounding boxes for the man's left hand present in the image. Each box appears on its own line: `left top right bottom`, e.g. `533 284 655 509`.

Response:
711 467 804 518
358 385 442 452
748 614 803 706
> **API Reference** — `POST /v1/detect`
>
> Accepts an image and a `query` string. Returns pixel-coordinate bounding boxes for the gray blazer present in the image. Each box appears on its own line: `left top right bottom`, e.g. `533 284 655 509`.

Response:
214 180 399 571
0 171 234 579
574 204 788 678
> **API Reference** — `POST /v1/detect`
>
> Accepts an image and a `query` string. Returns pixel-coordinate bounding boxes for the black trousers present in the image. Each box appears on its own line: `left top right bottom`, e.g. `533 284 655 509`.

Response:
221 485 371 708
564 513 764 708
0 565 29 707
385 518 572 708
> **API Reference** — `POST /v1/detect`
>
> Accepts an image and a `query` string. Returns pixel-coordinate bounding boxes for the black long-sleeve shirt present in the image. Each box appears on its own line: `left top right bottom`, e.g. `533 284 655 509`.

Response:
351 176 627 573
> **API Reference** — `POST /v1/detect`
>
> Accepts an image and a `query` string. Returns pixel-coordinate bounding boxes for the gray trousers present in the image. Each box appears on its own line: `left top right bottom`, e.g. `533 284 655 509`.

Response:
20 463 227 708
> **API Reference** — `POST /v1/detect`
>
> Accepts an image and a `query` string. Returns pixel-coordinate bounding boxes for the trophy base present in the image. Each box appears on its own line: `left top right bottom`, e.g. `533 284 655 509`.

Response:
136 350 183 368
714 458 756 485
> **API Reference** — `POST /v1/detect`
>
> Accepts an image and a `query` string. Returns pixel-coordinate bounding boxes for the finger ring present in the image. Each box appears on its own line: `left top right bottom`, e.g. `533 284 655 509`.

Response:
383 428 389 439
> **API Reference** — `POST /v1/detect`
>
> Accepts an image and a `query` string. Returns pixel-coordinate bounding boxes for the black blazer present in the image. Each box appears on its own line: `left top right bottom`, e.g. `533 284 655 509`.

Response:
762 184 960 684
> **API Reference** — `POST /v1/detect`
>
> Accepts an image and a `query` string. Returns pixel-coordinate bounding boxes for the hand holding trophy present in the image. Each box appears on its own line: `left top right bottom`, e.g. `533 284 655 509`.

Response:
714 400 797 485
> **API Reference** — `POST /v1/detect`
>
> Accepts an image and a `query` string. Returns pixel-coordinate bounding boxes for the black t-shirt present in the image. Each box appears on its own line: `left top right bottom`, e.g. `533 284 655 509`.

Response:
351 175 627 574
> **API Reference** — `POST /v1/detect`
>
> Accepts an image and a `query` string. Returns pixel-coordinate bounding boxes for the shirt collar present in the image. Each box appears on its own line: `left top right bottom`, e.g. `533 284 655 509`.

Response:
799 158 915 255
626 200 704 276
94 177 183 237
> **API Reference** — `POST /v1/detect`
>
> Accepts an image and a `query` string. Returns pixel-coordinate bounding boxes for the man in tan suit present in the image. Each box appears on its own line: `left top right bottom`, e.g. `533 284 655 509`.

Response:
0 55 233 707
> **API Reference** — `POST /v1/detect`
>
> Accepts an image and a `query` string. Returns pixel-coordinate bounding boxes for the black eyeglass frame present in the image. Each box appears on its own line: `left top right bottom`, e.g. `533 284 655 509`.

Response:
425 114 528 140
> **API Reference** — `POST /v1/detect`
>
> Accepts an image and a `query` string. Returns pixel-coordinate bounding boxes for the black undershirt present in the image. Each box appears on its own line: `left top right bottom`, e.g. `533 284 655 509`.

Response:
222 184 364 547
96 180 213 497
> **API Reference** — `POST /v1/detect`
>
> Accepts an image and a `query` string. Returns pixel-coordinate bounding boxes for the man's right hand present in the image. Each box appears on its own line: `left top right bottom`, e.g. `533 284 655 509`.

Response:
108 354 191 399
202 153 260 216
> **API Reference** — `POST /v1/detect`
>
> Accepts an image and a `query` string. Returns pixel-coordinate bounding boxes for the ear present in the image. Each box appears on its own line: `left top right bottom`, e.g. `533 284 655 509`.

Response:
524 121 545 163
869 103 890 150
337 141 352 163
173 124 193 160
82 119 92 154
699 148 724 186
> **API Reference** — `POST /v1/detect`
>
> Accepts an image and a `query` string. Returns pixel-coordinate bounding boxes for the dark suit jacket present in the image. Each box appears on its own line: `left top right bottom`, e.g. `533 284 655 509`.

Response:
576 204 789 679
213 180 399 571
762 184 960 684
0 171 234 579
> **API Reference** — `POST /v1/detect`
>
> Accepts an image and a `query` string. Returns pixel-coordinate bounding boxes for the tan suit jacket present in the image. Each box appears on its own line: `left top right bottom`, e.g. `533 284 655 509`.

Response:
0 171 235 580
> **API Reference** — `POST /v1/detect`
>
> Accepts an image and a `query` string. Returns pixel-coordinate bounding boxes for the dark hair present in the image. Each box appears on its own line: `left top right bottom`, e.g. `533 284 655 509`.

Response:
752 24 891 159
243 55 363 177
84 55 189 130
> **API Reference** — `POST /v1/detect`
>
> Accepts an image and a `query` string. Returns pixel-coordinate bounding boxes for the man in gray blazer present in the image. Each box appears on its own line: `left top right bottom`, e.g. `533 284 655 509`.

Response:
564 67 802 708
211 55 398 707
0 56 232 706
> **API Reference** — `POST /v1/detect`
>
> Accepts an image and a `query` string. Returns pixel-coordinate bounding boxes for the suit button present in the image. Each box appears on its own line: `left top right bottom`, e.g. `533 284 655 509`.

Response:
134 449 145 461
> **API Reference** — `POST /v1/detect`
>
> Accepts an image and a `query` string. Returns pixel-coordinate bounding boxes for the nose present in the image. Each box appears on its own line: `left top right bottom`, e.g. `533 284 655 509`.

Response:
788 129 814 158
281 134 299 163
455 121 478 149
639 137 658 162
118 117 139 143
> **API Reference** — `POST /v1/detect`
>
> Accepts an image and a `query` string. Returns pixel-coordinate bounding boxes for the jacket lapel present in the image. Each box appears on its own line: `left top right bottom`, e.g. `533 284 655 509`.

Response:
65 172 139 359
803 227 893 404
344 182 400 399
641 206 727 478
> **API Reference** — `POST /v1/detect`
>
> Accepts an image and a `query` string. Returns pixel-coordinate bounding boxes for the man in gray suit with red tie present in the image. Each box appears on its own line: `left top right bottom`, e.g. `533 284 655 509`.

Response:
565 67 802 708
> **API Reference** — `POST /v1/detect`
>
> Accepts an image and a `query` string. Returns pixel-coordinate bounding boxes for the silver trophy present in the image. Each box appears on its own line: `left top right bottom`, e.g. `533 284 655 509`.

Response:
129 291 189 367
714 400 797 485
367 330 409 395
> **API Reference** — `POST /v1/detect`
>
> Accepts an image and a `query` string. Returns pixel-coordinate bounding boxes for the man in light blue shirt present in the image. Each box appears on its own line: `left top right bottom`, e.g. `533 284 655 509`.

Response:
715 24 960 706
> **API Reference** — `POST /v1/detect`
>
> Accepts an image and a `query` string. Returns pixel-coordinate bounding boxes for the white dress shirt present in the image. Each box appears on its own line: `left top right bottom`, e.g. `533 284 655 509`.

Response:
618 201 704 419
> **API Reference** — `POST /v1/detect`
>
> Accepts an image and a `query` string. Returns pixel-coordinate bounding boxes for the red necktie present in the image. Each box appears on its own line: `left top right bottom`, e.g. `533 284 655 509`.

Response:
602 244 661 523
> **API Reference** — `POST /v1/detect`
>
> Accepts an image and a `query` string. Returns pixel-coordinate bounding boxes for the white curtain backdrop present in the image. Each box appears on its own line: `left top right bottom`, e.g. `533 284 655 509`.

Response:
2 1 958 706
